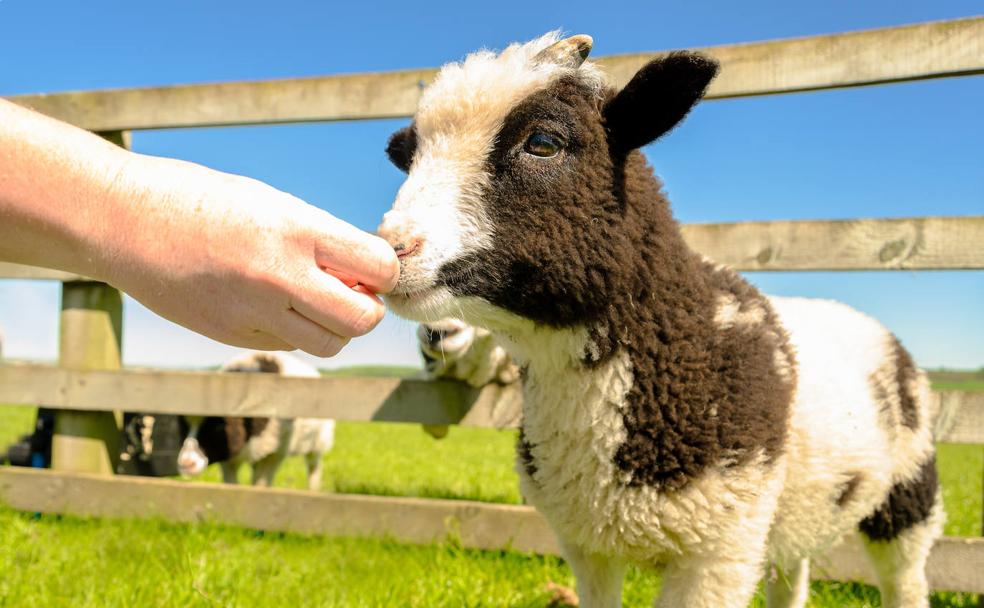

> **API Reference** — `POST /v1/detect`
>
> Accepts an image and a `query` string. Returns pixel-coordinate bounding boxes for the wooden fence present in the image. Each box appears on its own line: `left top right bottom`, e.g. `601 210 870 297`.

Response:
1 16 983 595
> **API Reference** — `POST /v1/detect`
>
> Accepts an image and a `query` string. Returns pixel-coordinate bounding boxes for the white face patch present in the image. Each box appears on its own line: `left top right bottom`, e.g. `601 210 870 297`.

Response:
177 436 208 477
417 318 477 360
381 32 606 323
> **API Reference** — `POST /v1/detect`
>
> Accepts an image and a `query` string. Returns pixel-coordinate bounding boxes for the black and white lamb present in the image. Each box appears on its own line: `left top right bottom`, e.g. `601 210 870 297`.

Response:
378 33 942 608
177 351 335 491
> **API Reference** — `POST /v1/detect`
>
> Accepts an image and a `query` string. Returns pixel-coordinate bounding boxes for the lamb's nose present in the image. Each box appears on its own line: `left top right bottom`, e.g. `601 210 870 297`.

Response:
425 326 456 347
393 239 422 259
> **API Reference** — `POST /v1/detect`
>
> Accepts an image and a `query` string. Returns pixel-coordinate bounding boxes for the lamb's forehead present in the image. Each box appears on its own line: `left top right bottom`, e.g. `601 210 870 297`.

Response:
415 32 605 136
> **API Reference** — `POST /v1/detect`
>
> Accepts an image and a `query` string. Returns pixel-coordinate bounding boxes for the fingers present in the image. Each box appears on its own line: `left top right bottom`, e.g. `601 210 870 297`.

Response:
271 309 350 358
289 267 387 339
313 215 399 294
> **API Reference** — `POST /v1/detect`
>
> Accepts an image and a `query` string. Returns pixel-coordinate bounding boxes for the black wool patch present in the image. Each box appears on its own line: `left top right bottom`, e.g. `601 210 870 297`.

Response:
194 416 269 464
859 456 939 541
517 426 538 479
890 335 920 430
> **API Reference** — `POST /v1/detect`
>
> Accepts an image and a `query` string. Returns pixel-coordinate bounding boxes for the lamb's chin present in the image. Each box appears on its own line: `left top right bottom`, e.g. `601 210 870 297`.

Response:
383 286 456 323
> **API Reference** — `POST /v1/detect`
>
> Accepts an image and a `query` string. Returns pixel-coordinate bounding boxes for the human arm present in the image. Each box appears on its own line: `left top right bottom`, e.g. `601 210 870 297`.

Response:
0 98 398 356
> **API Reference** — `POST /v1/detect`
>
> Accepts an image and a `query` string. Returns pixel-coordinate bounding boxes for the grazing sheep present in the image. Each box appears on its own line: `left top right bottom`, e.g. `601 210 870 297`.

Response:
378 33 942 608
177 351 335 491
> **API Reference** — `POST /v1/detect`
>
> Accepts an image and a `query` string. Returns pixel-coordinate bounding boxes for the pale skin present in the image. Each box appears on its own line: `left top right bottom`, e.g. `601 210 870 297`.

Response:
0 99 399 356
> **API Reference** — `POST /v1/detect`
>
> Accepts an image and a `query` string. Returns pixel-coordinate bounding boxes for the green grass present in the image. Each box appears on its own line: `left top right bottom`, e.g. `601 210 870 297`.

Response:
0 376 982 606
320 365 421 378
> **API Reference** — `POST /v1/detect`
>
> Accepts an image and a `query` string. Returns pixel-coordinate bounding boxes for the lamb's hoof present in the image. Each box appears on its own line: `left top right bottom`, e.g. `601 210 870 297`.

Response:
421 424 449 439
545 581 578 607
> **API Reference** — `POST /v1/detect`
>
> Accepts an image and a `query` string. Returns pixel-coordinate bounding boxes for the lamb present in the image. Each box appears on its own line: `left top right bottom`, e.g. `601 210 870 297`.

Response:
377 33 942 608
177 351 335 491
418 318 520 387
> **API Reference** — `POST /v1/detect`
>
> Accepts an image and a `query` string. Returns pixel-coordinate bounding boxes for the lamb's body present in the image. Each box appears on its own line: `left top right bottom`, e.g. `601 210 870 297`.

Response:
511 294 939 606
380 32 941 607
177 351 335 491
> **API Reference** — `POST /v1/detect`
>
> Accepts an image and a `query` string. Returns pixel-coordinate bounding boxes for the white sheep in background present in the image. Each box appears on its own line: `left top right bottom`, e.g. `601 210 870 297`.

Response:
378 33 942 608
177 351 335 491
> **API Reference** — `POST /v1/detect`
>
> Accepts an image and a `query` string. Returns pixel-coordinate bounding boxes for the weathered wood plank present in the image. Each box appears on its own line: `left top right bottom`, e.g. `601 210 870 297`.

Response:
812 532 984 593
0 468 980 593
605 16 984 95
0 364 512 427
0 365 979 443
4 216 982 281
934 390 984 445
6 17 981 131
681 216 984 271
0 468 558 555
0 262 87 281
51 280 124 474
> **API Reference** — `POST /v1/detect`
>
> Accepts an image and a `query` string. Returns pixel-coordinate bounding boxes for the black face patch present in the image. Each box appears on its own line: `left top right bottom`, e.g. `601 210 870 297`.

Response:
438 75 629 327
386 125 417 173
429 71 792 491
859 456 938 541
193 416 269 464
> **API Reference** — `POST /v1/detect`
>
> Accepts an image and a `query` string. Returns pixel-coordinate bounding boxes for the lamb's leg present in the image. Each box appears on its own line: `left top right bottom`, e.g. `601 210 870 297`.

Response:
559 540 625 608
764 558 810 608
220 461 239 484
655 554 766 608
251 453 285 487
304 451 324 491
860 492 943 608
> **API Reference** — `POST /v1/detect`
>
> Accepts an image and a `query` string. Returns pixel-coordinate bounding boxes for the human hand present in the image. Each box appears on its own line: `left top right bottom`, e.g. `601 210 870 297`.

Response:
97 153 398 357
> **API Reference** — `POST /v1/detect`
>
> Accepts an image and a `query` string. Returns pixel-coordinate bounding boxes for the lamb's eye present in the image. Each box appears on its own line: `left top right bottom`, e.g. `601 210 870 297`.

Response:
524 132 561 158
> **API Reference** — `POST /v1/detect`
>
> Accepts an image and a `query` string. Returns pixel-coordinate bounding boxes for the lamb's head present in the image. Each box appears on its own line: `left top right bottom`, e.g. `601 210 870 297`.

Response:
418 318 520 386
379 32 718 333
417 318 478 365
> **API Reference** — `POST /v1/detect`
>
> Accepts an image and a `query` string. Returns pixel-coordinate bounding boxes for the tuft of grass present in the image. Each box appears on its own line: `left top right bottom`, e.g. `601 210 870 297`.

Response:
0 403 36 454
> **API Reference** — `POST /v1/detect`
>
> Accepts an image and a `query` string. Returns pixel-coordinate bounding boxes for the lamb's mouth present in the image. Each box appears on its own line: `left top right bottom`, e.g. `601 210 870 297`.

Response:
390 284 439 301
383 283 453 322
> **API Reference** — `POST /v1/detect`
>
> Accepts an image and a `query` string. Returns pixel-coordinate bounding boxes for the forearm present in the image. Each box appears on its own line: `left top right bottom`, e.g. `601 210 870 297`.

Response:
0 97 397 355
0 98 136 279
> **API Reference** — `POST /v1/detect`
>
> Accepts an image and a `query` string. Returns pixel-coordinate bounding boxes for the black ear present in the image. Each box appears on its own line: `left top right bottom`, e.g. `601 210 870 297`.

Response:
386 125 417 172
603 52 718 155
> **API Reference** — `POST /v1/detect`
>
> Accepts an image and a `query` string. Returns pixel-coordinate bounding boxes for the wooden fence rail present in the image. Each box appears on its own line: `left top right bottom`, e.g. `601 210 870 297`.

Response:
2 215 983 282
0 364 980 444
6 17 983 131
0 468 981 594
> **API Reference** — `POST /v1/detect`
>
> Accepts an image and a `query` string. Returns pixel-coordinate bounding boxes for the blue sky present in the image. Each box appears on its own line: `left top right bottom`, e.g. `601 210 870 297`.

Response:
0 1 981 370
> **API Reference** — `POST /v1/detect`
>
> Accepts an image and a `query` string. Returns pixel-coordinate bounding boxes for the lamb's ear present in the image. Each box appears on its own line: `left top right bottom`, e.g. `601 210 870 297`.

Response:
386 125 417 173
603 52 718 154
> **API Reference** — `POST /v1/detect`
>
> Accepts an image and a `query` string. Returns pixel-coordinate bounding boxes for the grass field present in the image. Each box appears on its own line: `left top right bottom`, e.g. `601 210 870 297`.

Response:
0 377 981 606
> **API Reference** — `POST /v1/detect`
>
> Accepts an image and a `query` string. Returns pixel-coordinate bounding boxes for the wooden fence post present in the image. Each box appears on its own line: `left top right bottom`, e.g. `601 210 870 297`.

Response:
50 131 130 475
